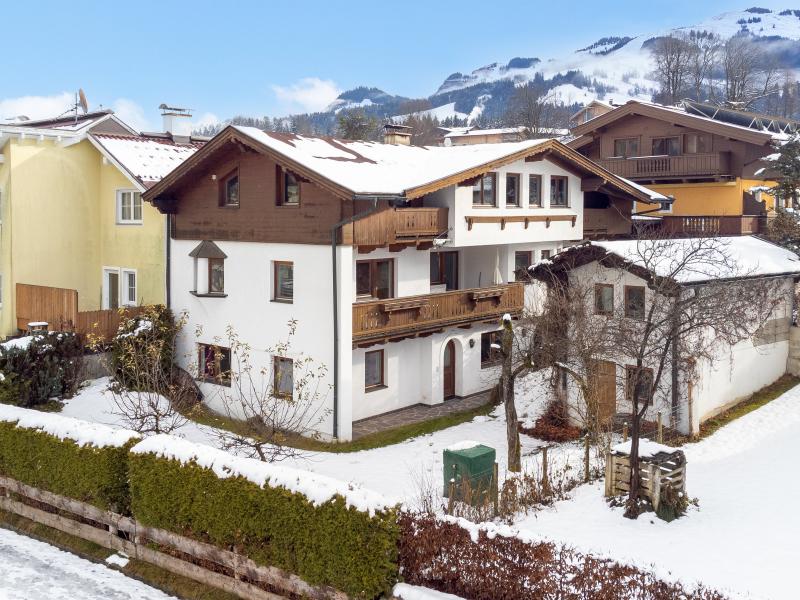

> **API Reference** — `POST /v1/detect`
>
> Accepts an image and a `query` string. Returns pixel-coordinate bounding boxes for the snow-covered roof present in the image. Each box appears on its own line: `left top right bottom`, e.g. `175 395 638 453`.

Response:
89 133 204 190
444 126 569 139
590 236 800 283
233 126 553 196
617 177 669 202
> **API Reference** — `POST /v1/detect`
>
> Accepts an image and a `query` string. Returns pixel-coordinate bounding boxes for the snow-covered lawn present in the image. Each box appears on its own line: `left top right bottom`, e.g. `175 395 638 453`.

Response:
59 375 800 598
0 527 174 600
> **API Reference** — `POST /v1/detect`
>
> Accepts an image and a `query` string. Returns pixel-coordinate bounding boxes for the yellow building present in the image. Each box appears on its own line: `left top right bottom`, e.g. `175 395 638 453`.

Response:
0 110 203 337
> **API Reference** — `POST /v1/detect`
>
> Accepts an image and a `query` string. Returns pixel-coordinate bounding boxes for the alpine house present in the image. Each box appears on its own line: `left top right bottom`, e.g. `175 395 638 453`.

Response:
144 124 660 440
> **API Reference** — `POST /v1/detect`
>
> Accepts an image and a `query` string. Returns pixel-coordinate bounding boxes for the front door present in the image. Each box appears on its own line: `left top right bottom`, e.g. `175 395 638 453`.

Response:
443 340 456 399
590 360 617 423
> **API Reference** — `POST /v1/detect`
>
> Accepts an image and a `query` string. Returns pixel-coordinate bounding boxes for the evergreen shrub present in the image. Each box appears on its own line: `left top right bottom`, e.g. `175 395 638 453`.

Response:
128 452 400 599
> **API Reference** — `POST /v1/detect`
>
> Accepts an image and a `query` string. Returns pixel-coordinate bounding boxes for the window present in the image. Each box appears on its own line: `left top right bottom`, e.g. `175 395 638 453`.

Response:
624 285 645 319
626 365 654 405
613 138 639 158
365 349 385 390
198 344 231 386
472 173 496 206
659 199 673 213
541 249 551 260
356 259 393 299
273 357 293 398
594 283 614 315
652 137 680 156
122 270 137 306
528 175 542 207
277 166 300 206
550 176 568 207
514 251 533 282
117 190 143 224
430 252 458 290
273 261 293 302
684 132 710 154
219 170 239 207
505 173 520 207
209 258 225 294
480 330 502 368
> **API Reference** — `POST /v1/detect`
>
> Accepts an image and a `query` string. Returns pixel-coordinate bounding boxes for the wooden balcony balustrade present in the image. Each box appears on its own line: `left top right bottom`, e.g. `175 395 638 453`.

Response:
347 207 449 250
352 282 524 345
596 152 731 180
658 215 766 237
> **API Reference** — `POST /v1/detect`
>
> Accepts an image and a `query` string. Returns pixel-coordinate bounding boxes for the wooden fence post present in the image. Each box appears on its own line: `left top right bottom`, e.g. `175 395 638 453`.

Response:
604 452 614 497
447 480 455 515
541 447 551 496
657 412 663 444
583 435 590 483
491 462 499 517
622 422 628 442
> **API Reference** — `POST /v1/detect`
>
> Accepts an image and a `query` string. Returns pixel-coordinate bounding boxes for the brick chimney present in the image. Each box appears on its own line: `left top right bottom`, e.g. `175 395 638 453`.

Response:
382 123 412 145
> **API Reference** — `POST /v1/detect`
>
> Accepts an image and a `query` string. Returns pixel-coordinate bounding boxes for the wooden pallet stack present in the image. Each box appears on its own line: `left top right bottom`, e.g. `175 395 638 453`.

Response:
604 444 686 513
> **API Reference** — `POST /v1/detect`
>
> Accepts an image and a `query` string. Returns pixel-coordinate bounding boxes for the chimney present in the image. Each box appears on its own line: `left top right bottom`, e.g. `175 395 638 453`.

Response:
159 103 193 141
382 123 412 145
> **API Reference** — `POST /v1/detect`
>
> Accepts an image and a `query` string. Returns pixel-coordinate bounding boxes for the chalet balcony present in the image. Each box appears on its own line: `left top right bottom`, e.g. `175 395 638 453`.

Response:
352 283 524 346
596 152 731 181
658 215 767 237
347 207 449 250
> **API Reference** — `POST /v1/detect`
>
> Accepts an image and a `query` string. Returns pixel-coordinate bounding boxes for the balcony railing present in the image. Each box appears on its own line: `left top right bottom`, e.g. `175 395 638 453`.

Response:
352 283 524 344
658 215 766 237
348 207 448 248
596 152 731 180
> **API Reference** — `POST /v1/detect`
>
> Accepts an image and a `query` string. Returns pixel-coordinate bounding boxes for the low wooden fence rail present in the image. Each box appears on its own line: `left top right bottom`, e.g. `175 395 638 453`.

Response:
0 475 347 600
15 283 149 342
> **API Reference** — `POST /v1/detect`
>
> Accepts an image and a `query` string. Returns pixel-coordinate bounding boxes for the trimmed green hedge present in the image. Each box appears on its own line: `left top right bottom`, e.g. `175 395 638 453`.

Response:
0 422 136 513
129 453 400 599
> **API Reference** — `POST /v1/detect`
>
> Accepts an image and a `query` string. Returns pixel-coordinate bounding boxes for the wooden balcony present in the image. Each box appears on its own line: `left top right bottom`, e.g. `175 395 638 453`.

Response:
658 215 766 237
596 153 731 180
347 207 448 251
352 283 524 346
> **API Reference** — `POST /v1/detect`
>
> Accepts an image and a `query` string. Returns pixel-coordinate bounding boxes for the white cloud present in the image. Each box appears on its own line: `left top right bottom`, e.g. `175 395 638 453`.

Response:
271 77 341 113
189 111 220 131
0 92 74 122
111 98 153 132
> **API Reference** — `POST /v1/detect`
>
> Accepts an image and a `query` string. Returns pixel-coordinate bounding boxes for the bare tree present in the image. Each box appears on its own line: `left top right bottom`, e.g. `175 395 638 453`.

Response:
686 31 721 101
721 36 780 108
651 34 693 104
205 320 331 462
533 235 786 518
504 83 569 137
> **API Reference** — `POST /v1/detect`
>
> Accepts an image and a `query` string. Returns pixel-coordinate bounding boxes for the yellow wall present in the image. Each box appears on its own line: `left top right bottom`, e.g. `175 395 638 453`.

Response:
0 137 165 337
635 178 777 216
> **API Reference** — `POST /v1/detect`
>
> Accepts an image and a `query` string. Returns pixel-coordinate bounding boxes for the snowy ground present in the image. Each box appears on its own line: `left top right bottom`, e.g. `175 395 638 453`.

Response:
57 375 800 599
0 527 174 600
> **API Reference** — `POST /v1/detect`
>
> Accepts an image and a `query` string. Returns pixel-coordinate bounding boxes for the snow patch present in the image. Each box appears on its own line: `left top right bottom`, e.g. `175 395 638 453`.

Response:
393 583 466 600
445 440 483 452
612 438 676 458
105 553 130 568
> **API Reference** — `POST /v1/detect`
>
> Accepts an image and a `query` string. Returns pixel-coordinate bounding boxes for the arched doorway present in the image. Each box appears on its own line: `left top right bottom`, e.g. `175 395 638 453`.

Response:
443 340 456 399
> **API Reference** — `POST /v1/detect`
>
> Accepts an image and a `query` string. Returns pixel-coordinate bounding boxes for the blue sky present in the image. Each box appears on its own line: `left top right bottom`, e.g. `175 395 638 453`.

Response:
0 1 791 129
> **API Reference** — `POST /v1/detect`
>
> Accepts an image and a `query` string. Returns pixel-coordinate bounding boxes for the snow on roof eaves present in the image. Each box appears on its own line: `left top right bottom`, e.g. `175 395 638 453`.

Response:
617 176 669 202
590 236 800 284
234 126 552 196
90 134 201 189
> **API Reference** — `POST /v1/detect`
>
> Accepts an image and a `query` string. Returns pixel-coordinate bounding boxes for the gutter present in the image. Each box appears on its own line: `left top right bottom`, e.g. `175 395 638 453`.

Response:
330 194 403 439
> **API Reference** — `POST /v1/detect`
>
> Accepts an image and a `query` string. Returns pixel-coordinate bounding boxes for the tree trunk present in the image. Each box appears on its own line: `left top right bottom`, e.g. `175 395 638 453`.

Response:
501 317 522 472
624 404 641 519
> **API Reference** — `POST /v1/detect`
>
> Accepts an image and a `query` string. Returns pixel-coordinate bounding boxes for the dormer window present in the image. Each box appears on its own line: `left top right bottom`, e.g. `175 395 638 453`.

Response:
219 169 239 207
277 166 300 206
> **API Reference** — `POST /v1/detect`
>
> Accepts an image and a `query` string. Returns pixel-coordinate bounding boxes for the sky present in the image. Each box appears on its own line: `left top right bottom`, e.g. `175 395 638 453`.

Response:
0 0 792 130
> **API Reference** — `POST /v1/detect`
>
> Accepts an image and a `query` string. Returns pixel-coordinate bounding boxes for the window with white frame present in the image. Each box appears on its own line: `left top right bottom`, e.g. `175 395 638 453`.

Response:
122 269 137 306
117 190 143 224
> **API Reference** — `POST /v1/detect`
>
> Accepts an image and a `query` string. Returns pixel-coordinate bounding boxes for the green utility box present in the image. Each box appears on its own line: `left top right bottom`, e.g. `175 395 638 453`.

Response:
443 443 496 501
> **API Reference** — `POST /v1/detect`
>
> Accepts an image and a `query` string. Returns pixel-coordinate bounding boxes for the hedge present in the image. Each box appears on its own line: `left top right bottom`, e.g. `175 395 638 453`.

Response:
0 410 139 513
128 444 400 599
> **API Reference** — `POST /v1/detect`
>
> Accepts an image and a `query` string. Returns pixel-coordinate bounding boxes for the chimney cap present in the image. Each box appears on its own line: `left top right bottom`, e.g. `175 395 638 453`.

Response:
159 103 193 116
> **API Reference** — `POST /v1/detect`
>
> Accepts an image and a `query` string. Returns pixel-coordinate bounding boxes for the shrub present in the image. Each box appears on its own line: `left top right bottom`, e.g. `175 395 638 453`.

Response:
522 400 582 442
0 407 139 512
399 513 727 599
0 332 83 408
111 305 178 390
129 439 400 598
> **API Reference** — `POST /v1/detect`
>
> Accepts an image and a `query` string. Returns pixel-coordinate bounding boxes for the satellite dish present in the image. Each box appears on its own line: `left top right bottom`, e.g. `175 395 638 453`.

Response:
78 89 88 114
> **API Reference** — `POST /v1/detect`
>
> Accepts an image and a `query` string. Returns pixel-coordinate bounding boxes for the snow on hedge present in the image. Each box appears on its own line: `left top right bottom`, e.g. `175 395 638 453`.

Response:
131 434 395 516
393 583 466 600
0 404 140 449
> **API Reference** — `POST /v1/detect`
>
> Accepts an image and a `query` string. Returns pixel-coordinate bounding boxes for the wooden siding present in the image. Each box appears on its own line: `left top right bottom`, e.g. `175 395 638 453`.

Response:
596 153 732 180
352 283 524 345
658 215 766 236
344 207 448 247
15 283 148 342
172 145 350 244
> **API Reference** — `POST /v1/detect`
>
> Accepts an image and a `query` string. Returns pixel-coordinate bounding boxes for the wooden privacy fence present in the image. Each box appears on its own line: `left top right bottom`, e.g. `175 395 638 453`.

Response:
604 446 686 513
0 476 347 600
15 283 149 342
